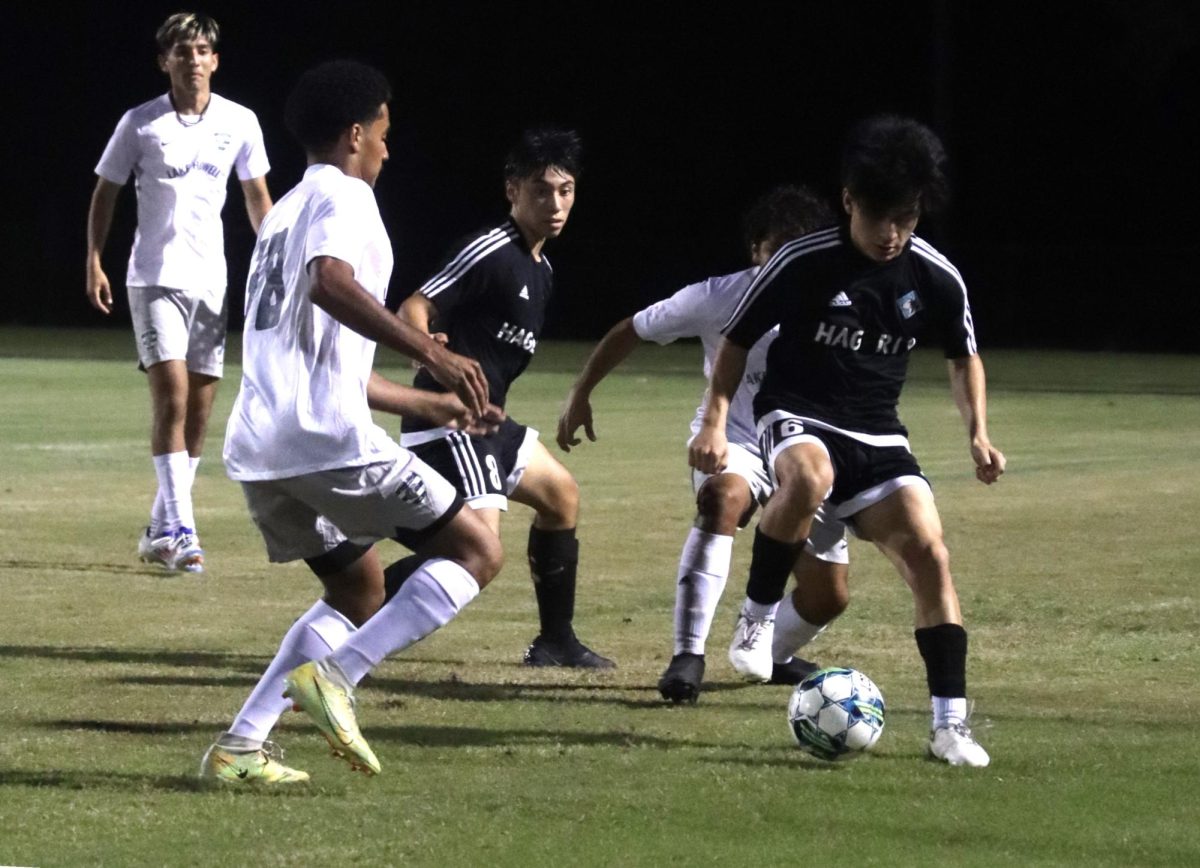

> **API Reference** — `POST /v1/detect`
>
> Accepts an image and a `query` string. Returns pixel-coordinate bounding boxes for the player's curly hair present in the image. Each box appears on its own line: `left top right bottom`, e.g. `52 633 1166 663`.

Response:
156 12 219 53
743 185 835 252
504 126 582 182
841 115 950 215
285 60 392 153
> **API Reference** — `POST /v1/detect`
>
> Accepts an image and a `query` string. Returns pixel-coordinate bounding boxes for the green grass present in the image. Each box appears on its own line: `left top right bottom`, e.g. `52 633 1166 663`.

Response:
1 327 1198 867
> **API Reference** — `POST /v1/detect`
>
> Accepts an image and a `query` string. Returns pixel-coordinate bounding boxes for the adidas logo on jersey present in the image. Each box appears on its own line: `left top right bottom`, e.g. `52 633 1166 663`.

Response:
829 291 852 307
519 285 530 300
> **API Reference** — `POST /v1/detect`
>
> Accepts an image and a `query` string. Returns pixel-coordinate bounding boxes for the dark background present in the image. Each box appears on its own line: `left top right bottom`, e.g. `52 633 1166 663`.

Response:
7 1 1199 351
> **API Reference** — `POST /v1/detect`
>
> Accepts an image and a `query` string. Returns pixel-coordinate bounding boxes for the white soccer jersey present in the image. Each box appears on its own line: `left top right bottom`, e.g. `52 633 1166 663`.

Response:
631 267 777 450
95 92 270 293
224 164 399 481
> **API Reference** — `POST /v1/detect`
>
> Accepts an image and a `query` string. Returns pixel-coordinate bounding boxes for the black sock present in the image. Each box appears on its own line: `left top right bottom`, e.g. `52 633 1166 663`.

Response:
745 528 803 606
383 554 423 603
914 623 968 697
529 526 579 643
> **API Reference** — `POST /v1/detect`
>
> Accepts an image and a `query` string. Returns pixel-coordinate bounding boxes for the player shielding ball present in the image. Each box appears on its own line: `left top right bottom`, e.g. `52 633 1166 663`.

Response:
200 61 502 783
691 115 1004 767
393 129 614 668
558 186 851 703
86 12 272 573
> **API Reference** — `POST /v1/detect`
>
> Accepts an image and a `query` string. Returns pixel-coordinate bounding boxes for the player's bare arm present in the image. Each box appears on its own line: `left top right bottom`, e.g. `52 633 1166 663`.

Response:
309 255 488 416
948 354 1005 485
240 176 272 235
85 178 123 314
367 371 503 436
557 316 642 452
688 338 748 475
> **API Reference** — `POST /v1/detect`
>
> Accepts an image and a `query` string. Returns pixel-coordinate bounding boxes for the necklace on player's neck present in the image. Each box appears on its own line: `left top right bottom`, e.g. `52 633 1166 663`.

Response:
170 92 210 127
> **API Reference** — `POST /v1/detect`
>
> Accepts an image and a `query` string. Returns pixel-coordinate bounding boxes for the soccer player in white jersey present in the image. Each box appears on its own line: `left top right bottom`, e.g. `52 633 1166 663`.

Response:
199 61 502 784
558 186 851 703
85 13 272 574
691 116 1005 767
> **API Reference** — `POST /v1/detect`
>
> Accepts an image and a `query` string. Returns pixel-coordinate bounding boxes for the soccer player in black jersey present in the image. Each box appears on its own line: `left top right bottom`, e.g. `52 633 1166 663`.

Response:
691 115 1005 766
395 127 614 668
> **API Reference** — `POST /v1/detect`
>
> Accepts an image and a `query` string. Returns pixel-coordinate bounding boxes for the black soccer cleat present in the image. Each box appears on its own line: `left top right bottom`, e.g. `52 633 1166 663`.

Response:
768 656 820 685
522 632 616 669
657 652 705 704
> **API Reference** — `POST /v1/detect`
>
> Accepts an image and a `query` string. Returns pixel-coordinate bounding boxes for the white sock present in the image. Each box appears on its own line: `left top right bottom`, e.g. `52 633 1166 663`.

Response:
771 594 829 663
932 696 969 729
149 489 166 537
741 597 780 622
673 529 732 656
226 600 356 745
152 451 193 531
331 558 479 685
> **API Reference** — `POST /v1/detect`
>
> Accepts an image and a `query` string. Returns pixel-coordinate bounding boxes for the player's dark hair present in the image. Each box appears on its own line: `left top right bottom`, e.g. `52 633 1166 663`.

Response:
285 60 392 153
504 126 582 182
156 12 220 53
841 115 950 215
743 184 834 251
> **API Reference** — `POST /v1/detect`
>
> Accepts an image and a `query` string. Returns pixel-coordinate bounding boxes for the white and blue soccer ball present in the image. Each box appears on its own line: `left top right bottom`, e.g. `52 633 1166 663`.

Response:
787 666 885 760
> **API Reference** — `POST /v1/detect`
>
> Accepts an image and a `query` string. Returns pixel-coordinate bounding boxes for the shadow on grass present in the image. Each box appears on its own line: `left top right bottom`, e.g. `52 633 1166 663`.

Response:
0 644 268 672
0 558 161 576
0 768 323 796
37 717 735 751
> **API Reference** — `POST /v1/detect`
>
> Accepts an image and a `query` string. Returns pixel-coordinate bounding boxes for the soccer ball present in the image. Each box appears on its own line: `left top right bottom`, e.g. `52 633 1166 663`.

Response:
787 666 885 760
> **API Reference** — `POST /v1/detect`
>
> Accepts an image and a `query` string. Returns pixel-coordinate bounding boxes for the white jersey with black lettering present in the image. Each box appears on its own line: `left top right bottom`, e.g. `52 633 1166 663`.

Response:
95 92 270 293
632 267 777 450
224 164 400 480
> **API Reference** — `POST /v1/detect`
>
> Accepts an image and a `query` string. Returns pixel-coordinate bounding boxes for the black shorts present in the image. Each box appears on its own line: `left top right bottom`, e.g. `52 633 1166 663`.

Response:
758 410 930 519
403 416 534 509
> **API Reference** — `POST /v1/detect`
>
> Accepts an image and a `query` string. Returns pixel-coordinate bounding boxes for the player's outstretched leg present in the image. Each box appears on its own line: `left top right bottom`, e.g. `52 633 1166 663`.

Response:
283 658 380 775
199 740 310 784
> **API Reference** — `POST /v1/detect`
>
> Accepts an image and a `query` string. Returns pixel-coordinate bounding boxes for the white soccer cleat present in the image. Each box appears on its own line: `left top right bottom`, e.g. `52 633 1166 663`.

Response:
169 528 205 574
929 722 990 767
728 612 775 683
137 527 176 570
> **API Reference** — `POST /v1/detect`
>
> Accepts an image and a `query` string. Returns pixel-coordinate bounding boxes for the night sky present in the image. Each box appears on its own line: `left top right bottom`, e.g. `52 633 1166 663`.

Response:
8 1 1199 351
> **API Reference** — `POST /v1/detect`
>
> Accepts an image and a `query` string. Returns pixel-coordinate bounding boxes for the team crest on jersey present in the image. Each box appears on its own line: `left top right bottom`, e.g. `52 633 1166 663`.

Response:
896 290 923 319
829 291 852 307
213 132 232 152
518 285 530 300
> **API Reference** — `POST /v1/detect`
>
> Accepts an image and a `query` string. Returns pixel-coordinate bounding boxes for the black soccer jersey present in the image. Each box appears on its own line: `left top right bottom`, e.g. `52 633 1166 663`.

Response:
723 225 976 436
403 218 553 433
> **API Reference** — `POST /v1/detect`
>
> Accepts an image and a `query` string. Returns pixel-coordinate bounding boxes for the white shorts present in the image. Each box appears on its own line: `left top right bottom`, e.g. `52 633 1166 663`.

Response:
128 285 226 377
239 454 462 563
689 439 849 565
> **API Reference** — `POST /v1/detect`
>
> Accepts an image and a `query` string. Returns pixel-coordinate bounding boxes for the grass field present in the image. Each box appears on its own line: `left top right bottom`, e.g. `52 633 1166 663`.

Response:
1 326 1198 867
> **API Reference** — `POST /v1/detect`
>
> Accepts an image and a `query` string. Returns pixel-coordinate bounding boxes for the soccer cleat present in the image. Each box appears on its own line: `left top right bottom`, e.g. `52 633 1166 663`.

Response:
137 527 176 570
929 722 991 767
658 652 705 704
728 612 775 682
768 656 820 685
199 741 310 784
283 659 380 775
169 527 205 573
522 633 616 669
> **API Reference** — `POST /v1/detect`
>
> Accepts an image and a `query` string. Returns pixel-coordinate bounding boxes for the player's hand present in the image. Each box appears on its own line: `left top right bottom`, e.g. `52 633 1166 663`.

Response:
971 439 1006 485
424 344 489 418
556 390 596 452
689 425 728 475
425 392 505 436
86 263 113 315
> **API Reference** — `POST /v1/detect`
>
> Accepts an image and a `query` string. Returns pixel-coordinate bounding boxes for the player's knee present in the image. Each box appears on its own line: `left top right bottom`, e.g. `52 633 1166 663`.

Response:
539 471 579 526
901 535 950 580
696 475 752 531
467 532 504 588
775 465 831 515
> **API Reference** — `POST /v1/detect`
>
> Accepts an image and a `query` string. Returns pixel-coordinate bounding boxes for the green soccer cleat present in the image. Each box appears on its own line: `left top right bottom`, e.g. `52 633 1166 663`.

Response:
198 741 310 784
283 660 380 776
